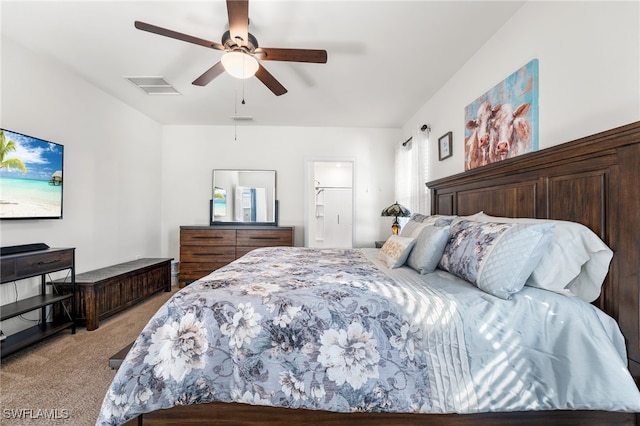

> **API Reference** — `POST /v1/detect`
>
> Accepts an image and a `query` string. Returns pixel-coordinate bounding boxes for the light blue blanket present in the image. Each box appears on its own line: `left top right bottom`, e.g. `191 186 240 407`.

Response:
97 247 640 425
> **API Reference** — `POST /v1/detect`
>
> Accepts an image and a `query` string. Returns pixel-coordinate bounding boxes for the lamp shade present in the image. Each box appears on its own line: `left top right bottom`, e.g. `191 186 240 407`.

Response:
221 52 259 79
381 202 411 218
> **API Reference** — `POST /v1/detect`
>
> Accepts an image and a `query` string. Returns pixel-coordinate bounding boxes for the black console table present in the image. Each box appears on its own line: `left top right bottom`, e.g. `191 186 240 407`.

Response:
0 247 76 358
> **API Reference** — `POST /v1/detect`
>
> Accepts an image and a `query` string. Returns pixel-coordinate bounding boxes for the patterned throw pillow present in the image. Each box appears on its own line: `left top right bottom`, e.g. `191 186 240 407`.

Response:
406 225 450 274
438 220 555 299
379 235 416 268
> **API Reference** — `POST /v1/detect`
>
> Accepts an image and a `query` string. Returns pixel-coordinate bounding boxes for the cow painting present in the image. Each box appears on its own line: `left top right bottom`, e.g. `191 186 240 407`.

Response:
464 59 538 170
465 101 495 170
489 102 531 162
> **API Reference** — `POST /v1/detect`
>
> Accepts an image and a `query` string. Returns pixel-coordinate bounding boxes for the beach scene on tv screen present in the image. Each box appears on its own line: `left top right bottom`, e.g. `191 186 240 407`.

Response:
0 129 63 218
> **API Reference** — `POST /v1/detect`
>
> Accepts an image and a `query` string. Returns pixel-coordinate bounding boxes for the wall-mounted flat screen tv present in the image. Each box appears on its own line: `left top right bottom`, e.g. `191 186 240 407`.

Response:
0 129 64 220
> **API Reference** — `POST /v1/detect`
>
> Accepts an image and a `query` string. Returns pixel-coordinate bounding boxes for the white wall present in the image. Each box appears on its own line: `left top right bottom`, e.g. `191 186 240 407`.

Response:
1 37 164 269
0 37 164 333
404 1 640 191
160 125 398 259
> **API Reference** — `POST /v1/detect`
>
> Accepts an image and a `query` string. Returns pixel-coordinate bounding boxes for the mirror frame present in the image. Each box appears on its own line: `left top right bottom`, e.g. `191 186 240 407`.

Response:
210 169 278 226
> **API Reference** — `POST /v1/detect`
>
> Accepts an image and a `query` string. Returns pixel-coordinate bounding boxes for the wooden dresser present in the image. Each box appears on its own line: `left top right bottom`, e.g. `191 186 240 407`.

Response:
179 226 294 286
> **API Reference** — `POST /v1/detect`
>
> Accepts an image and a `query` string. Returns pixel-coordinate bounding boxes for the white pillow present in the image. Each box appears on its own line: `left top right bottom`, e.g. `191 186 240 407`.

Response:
474 213 613 302
400 213 456 237
448 211 485 227
406 225 450 274
379 235 416 268
438 220 555 299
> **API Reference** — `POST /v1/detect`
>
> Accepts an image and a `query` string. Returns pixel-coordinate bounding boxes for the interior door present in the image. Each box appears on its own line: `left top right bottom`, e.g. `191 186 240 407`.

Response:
306 160 354 248
320 189 353 248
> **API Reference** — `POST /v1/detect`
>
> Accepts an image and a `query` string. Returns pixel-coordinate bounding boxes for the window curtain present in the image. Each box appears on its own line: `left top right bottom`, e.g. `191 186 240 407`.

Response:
395 125 429 219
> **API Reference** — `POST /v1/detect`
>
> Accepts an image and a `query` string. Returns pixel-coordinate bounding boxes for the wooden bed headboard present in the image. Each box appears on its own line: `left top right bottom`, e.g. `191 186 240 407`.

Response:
427 120 640 380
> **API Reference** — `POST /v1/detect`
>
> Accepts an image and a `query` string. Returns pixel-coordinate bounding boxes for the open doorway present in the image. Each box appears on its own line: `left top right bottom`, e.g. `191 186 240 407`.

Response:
305 160 354 248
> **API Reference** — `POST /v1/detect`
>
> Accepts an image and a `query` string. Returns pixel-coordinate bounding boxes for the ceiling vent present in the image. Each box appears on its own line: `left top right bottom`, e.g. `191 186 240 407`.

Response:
124 76 180 95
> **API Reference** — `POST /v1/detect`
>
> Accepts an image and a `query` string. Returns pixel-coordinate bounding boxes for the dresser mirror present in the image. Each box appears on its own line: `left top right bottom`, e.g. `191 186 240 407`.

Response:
211 169 277 225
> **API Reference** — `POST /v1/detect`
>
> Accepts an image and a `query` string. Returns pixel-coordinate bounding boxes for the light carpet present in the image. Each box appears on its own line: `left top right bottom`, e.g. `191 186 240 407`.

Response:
0 288 175 425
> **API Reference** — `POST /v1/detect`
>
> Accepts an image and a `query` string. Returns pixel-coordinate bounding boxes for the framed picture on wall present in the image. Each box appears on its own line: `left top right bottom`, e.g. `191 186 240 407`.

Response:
438 131 453 161
463 59 539 170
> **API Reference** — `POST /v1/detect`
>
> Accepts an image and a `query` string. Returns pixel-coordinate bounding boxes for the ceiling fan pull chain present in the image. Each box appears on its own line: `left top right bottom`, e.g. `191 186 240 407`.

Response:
235 88 238 115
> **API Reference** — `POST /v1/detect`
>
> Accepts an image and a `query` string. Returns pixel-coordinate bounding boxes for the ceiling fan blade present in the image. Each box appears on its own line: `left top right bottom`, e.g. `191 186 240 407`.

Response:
227 0 249 47
255 47 327 64
134 21 224 51
192 61 226 86
255 64 287 96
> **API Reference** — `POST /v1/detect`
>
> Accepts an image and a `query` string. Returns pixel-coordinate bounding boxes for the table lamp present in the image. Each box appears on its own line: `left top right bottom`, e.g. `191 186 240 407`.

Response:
381 202 411 235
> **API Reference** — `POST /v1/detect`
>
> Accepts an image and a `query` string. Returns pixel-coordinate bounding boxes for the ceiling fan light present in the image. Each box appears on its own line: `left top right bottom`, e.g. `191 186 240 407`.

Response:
221 52 259 79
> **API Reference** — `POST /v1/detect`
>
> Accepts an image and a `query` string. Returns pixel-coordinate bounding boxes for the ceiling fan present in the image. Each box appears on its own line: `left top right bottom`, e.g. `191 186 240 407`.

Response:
134 0 328 96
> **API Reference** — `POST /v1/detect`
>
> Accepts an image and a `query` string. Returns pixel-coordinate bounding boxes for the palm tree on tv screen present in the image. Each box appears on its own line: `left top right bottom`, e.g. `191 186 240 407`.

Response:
0 129 27 173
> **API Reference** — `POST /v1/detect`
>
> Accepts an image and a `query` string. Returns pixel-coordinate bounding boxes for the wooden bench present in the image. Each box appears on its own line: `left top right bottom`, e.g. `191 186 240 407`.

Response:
51 258 172 331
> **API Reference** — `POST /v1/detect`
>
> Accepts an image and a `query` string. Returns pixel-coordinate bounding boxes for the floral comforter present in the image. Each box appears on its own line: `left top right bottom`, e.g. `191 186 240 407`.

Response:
97 247 640 425
98 247 465 425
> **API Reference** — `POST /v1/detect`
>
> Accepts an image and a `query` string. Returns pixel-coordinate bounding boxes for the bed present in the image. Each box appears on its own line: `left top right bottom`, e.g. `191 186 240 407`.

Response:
98 121 640 425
